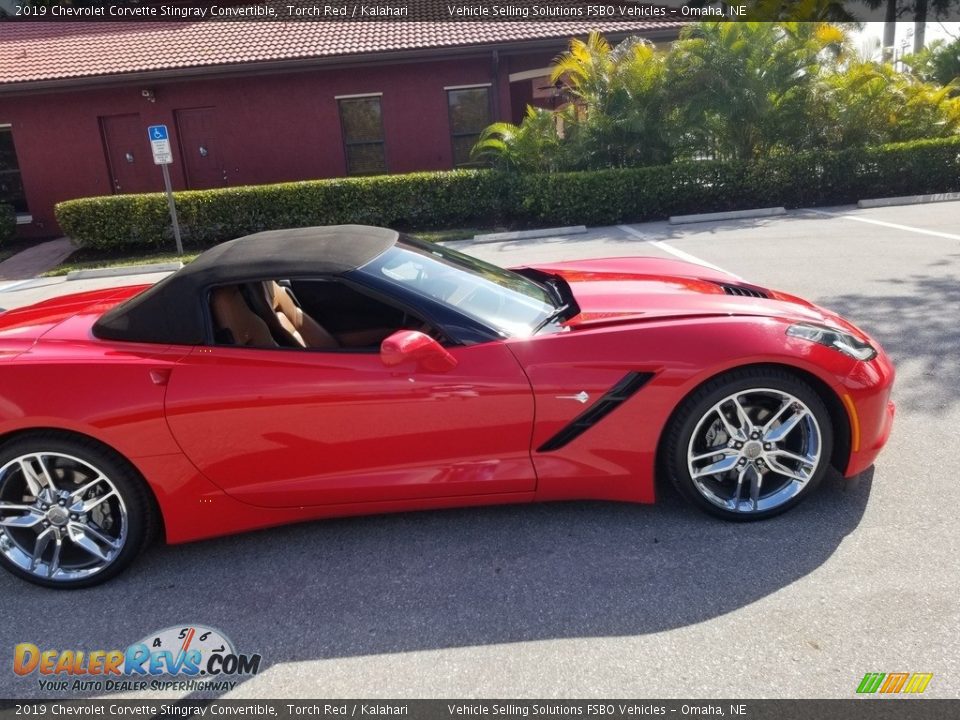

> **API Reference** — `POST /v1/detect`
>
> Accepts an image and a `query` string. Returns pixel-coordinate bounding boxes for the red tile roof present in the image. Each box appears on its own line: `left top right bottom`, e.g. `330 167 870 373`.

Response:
0 9 680 87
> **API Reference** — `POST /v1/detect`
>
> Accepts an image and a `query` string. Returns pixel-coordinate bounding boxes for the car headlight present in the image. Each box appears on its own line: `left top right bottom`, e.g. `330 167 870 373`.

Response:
786 323 877 361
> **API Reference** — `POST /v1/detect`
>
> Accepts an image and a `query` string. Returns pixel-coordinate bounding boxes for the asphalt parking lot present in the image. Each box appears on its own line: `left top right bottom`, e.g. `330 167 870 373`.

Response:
0 202 957 699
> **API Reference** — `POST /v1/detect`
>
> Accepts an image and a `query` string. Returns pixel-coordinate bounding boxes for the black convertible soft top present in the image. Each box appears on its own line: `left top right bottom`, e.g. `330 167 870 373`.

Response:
93 225 398 345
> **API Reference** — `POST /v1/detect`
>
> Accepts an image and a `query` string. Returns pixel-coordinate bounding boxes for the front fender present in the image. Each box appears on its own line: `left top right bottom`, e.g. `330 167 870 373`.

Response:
506 315 860 503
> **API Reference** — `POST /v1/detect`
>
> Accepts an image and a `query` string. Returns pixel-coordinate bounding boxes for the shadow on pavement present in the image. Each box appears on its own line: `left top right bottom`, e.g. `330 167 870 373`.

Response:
820 272 960 414
456 211 833 261
2 466 872 698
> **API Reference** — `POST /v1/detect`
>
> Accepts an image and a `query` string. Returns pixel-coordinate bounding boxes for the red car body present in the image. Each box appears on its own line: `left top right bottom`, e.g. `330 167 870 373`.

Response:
0 255 895 545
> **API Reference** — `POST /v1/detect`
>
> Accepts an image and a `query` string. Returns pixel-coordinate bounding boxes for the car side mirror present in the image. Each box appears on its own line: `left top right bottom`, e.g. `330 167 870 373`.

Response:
380 330 458 373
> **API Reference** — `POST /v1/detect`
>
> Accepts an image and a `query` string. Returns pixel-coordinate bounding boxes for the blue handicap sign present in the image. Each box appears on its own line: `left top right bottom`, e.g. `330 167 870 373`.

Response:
148 125 168 141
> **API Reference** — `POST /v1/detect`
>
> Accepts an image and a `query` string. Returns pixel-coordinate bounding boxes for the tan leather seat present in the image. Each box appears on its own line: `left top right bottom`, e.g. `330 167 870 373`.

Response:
210 285 276 348
261 281 339 349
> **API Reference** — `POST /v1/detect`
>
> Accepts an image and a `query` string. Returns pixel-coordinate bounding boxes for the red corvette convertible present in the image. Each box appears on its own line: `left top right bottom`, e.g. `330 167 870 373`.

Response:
0 225 894 588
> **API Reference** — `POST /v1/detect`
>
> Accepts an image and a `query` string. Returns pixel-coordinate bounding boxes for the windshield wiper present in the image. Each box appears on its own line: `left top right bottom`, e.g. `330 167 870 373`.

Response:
533 304 570 334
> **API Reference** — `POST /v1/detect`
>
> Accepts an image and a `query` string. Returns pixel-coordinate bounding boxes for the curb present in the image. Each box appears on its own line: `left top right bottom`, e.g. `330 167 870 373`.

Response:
858 192 960 209
669 207 786 225
66 262 183 281
471 225 587 243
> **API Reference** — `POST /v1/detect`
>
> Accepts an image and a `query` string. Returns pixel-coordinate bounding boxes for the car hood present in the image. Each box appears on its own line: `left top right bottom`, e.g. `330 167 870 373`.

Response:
525 257 850 330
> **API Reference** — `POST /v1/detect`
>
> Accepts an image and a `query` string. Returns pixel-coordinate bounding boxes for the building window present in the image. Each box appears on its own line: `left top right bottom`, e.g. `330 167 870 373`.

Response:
0 126 27 213
337 96 386 176
447 86 491 167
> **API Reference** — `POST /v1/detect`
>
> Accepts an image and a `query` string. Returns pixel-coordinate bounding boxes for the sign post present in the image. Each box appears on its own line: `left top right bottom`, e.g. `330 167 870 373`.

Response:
147 125 183 256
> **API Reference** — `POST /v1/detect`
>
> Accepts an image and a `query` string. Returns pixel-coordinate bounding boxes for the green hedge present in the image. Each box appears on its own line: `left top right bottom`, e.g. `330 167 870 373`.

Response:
0 204 15 246
55 137 960 251
516 137 960 225
56 170 517 251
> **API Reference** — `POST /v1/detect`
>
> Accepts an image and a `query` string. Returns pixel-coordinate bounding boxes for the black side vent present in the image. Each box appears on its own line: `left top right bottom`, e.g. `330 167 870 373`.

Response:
718 283 769 299
537 371 654 453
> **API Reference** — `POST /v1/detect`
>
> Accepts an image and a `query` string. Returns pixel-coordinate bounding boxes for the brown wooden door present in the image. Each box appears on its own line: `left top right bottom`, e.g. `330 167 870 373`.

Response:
100 114 155 194
175 107 223 189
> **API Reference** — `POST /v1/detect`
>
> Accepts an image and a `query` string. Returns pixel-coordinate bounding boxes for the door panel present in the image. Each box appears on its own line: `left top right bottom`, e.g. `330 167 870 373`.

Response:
175 107 223 189
100 114 155 194
164 343 537 507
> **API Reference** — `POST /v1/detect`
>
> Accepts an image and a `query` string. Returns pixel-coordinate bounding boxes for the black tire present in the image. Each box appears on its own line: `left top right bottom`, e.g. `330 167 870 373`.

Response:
662 367 834 521
0 433 155 589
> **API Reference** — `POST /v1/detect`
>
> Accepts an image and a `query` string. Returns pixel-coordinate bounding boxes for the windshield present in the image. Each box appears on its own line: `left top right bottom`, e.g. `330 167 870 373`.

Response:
356 237 556 337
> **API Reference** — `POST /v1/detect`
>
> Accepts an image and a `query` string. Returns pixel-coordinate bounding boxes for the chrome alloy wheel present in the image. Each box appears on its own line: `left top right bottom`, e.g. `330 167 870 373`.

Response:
0 452 128 582
686 388 823 514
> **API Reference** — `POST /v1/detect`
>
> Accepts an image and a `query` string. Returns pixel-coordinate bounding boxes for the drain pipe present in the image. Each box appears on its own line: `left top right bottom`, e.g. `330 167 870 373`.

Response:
491 49 502 120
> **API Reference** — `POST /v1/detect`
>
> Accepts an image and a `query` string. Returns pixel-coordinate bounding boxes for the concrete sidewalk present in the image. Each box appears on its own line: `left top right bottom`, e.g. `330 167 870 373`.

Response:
0 237 75 281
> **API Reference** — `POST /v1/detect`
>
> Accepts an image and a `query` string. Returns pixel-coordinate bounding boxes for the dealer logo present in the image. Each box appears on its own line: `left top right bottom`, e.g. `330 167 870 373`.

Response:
13 624 261 693
856 672 933 695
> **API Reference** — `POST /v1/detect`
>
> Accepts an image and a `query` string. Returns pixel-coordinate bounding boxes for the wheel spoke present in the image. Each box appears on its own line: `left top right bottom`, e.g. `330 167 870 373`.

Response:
0 502 40 514
0 503 44 528
71 490 117 514
36 455 59 491
18 457 49 497
749 466 762 511
732 465 749 509
66 522 118 562
69 476 108 503
769 448 817 467
715 406 745 442
692 453 739 478
761 397 792 435
74 521 119 549
766 456 811 483
29 527 56 572
47 534 62 578
763 408 808 443
690 448 736 464
731 396 754 436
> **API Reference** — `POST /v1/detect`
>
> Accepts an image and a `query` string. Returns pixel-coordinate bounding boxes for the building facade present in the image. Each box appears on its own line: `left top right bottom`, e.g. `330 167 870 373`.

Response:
0 19 678 238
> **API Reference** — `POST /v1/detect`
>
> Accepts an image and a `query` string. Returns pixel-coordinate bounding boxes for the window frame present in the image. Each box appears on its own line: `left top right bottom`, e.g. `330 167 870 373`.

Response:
0 124 28 214
445 84 492 169
336 94 388 176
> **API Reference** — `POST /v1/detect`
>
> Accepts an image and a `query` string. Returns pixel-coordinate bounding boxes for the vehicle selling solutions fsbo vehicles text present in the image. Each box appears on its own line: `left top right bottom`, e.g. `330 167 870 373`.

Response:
446 5 671 17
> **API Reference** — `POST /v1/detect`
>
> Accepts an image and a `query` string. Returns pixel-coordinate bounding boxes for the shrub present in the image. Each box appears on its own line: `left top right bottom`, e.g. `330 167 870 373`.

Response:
56 170 518 251
515 137 960 224
0 204 15 246
55 137 960 250
480 26 960 168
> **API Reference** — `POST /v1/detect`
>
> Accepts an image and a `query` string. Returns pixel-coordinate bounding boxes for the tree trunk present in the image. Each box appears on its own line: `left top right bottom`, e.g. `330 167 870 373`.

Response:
914 0 928 54
882 0 898 62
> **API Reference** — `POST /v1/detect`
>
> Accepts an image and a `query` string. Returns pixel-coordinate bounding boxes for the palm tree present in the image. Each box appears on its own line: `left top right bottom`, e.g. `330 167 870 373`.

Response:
904 36 960 85
470 22 960 174
666 22 848 159
549 32 675 168
471 106 571 173
814 59 960 146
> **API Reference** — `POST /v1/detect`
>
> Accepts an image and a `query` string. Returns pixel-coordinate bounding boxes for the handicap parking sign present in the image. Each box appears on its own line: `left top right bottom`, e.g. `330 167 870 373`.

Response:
147 125 172 164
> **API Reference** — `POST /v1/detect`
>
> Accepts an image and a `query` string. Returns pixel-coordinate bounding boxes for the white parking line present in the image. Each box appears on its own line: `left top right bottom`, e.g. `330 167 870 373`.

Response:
617 224 739 277
811 209 960 241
